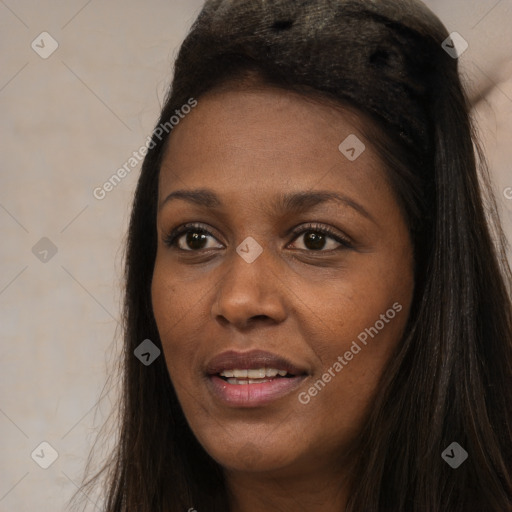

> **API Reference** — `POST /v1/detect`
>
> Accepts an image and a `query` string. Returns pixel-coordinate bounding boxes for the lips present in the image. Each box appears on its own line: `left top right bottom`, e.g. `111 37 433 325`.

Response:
205 349 308 377
204 349 309 407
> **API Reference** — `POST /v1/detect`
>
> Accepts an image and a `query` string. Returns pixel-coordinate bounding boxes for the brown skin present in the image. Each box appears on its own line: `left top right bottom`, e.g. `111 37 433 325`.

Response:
151 84 414 512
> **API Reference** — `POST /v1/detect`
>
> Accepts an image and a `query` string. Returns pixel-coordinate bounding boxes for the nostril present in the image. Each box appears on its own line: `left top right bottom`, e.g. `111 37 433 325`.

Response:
271 19 294 31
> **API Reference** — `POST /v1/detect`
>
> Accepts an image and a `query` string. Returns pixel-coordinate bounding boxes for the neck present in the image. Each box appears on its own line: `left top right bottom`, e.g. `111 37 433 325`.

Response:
225 457 352 512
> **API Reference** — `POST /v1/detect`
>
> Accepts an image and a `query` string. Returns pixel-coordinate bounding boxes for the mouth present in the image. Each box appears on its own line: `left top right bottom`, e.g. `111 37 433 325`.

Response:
205 350 309 407
217 367 297 384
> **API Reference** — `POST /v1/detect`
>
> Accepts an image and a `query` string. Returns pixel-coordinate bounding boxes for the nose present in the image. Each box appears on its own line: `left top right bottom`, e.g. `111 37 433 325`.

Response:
210 245 287 330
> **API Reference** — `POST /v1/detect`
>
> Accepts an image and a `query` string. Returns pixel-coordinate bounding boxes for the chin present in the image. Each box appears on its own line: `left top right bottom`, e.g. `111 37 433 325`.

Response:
206 440 295 473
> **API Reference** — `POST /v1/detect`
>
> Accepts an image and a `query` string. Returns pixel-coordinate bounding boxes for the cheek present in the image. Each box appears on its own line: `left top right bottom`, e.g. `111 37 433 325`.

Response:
299 253 412 409
311 288 408 390
300 300 409 447
151 256 201 324
303 255 411 350
151 262 200 375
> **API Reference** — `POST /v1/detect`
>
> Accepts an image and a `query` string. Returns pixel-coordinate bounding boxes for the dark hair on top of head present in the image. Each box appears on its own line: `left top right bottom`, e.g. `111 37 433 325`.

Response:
71 1 512 511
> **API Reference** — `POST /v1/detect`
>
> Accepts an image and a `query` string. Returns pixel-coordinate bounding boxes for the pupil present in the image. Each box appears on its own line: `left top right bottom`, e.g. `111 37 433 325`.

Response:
187 231 207 250
185 230 326 250
305 232 325 250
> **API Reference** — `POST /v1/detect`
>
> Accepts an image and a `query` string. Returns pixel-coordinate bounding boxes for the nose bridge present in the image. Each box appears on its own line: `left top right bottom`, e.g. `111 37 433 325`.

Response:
211 238 286 326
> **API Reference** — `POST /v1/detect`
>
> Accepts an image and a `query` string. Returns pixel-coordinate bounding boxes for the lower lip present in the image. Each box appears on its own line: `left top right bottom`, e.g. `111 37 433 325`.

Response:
207 375 306 407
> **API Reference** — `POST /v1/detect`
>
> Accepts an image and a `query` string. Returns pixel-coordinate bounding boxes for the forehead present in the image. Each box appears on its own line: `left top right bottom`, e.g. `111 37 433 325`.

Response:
165 86 368 158
158 86 390 211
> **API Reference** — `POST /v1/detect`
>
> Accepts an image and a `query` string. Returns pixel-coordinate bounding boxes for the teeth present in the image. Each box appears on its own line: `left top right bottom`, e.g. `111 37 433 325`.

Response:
219 367 289 378
247 368 266 378
227 378 248 385
227 378 272 385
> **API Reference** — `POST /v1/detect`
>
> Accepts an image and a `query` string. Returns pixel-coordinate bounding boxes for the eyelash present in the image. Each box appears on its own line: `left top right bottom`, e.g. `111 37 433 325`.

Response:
163 222 353 252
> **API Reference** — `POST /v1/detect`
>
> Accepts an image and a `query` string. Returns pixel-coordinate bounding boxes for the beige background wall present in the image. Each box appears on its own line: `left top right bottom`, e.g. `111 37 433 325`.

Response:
1 1 511 510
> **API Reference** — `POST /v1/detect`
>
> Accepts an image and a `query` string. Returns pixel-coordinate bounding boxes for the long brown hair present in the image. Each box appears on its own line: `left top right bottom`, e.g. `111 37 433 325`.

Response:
71 1 512 510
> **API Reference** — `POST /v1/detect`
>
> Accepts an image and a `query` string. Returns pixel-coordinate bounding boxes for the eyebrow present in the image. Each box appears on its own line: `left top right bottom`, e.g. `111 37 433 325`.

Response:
158 188 375 223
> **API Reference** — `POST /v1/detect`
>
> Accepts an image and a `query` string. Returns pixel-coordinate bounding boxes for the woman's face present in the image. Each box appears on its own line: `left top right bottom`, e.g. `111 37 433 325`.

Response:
151 85 414 477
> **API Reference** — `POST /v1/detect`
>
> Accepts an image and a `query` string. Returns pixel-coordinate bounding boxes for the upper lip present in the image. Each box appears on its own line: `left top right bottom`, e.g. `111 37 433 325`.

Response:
205 349 308 376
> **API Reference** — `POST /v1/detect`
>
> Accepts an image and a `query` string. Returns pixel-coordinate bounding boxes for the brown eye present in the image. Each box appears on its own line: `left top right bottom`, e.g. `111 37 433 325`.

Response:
163 224 222 251
289 224 352 252
163 222 352 253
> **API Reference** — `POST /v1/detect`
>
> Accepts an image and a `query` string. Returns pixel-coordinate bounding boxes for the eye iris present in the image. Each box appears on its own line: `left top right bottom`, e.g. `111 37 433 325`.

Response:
304 231 326 250
178 228 333 251
186 231 207 250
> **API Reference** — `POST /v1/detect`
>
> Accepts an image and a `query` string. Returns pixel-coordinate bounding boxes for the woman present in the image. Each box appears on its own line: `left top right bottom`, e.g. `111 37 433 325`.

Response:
73 0 512 510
